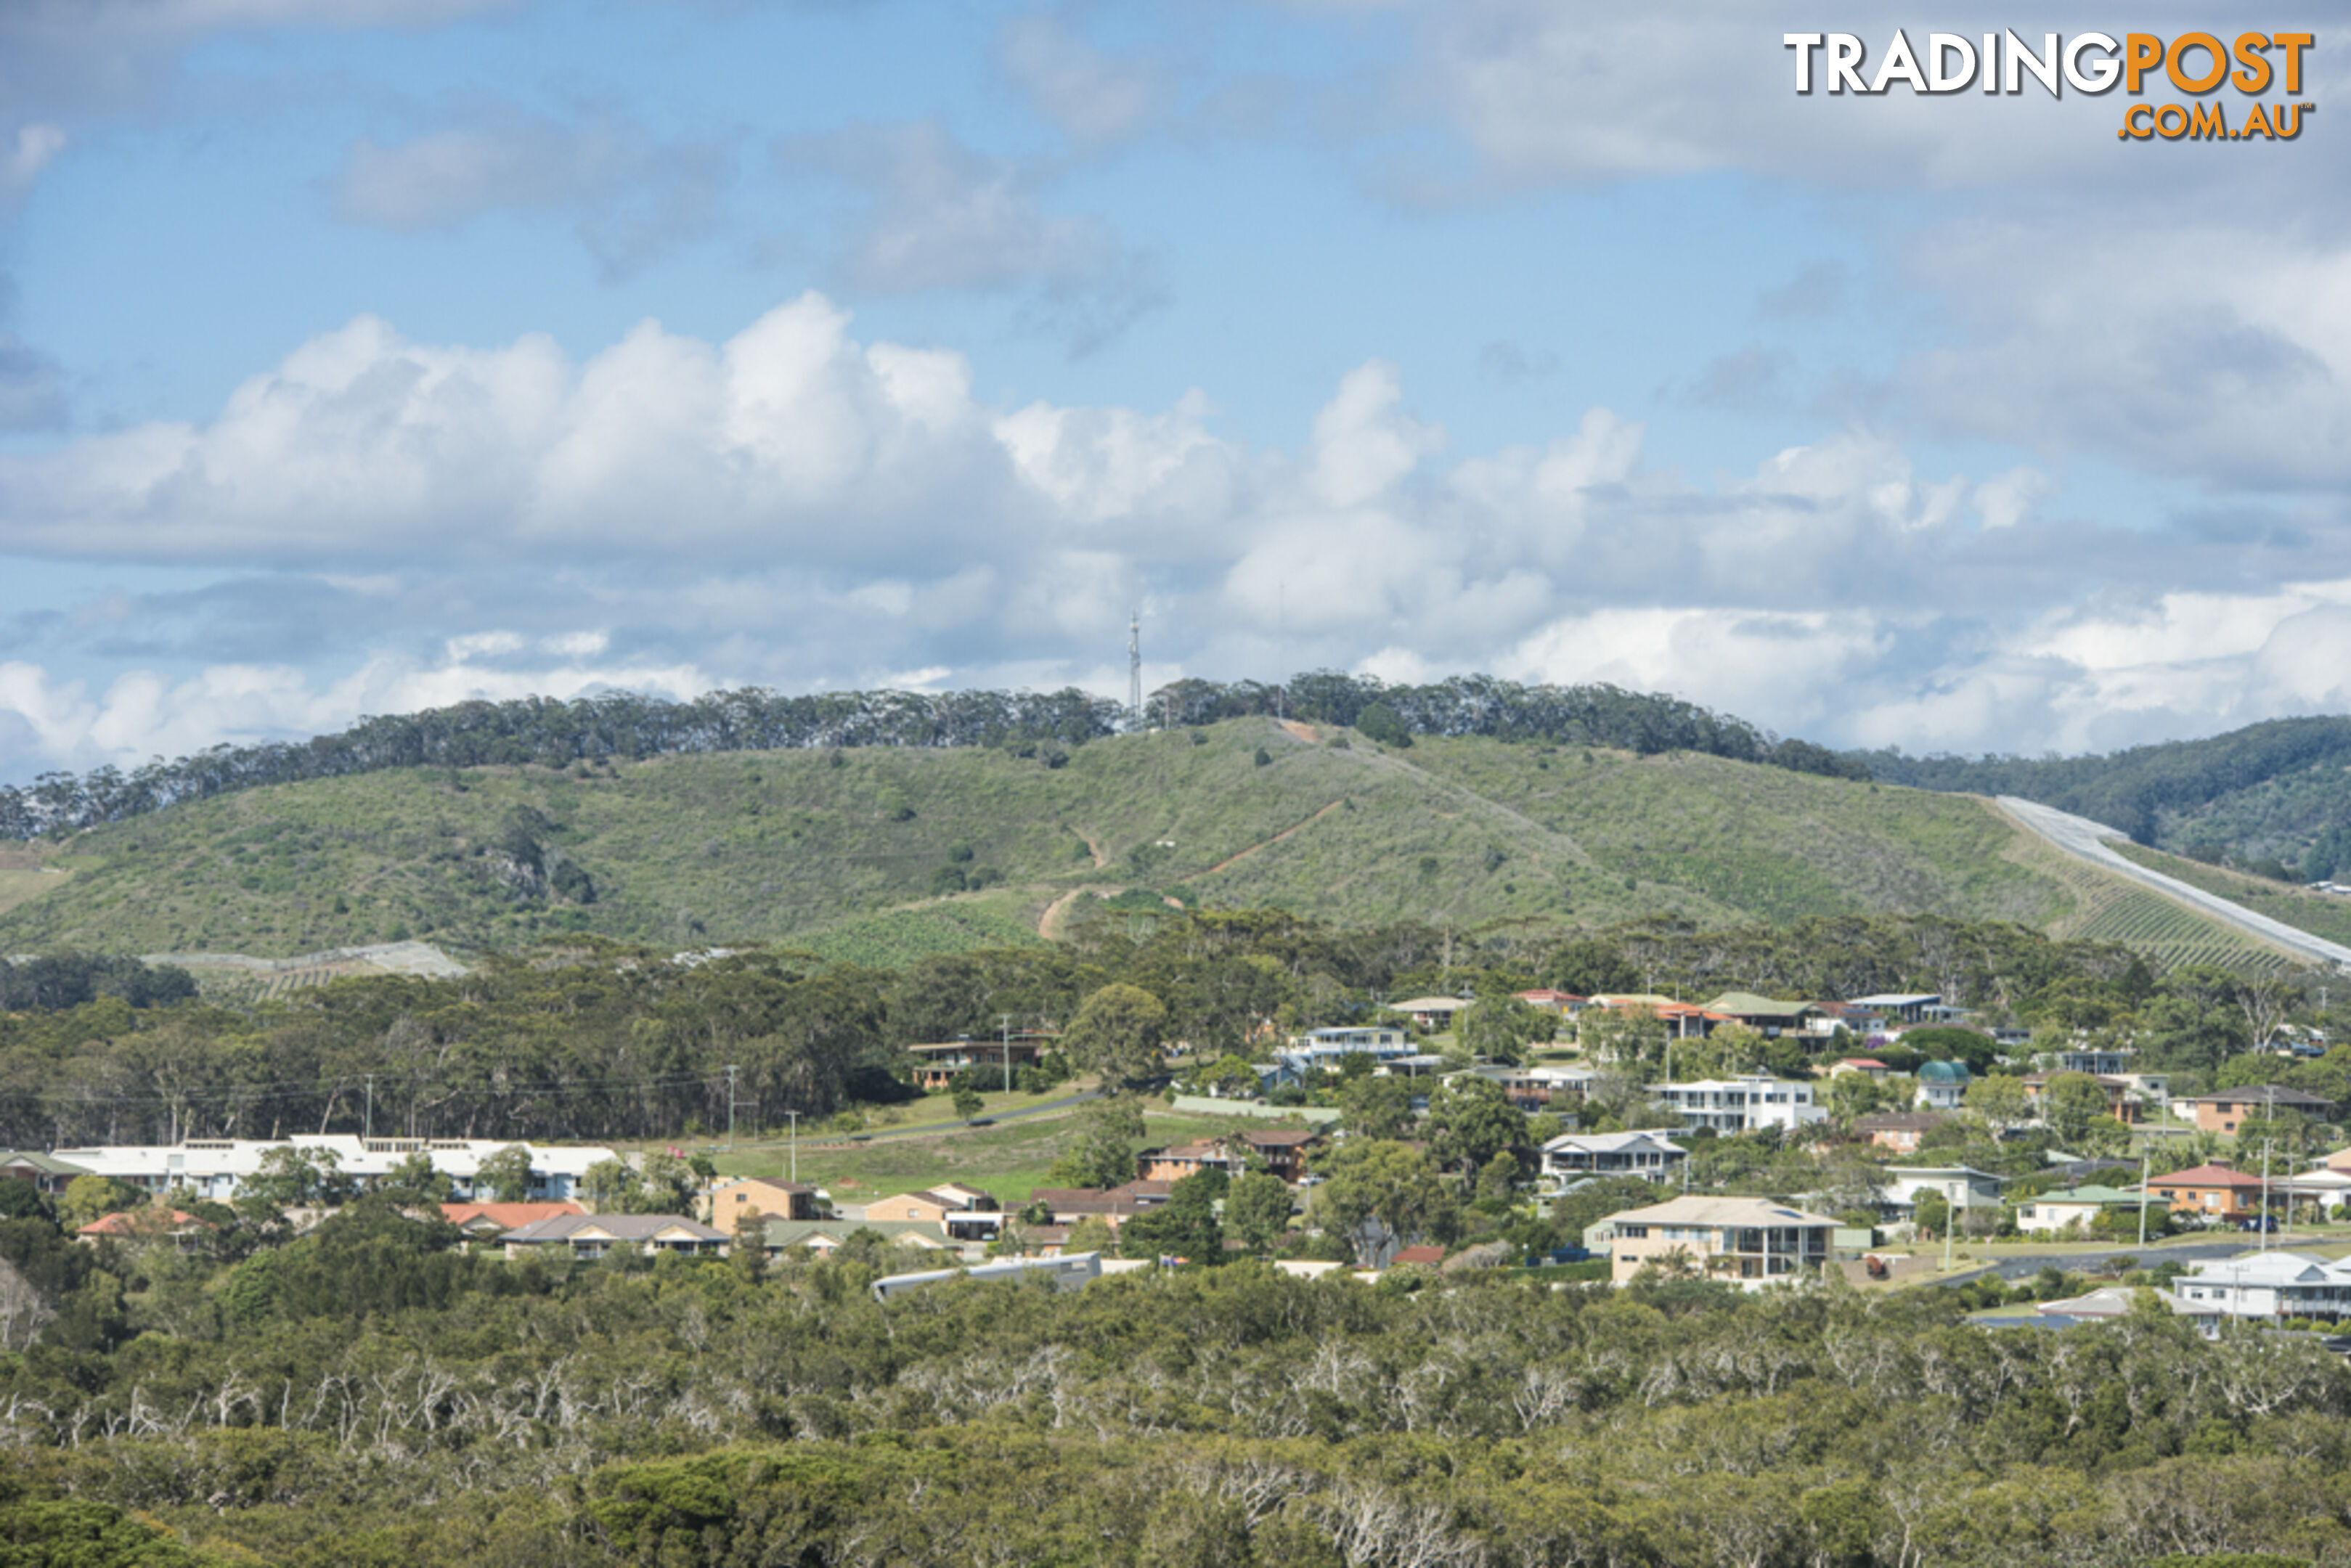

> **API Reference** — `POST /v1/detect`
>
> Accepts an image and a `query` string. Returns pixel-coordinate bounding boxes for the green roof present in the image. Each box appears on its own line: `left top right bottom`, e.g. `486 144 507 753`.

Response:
1703 992 1818 1018
1918 1060 1973 1084
2030 1185 2142 1206
0 1151 91 1177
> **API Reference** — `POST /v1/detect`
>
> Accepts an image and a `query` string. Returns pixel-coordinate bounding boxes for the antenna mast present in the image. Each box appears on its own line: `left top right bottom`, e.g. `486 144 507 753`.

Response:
1128 609 1142 730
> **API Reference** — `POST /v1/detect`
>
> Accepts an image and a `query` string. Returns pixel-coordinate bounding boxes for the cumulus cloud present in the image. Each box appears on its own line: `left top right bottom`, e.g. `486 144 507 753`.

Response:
0 634 711 775
4 297 2349 777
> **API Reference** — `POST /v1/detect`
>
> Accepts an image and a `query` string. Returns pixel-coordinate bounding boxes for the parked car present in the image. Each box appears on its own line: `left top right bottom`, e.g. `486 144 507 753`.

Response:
2237 1215 2279 1233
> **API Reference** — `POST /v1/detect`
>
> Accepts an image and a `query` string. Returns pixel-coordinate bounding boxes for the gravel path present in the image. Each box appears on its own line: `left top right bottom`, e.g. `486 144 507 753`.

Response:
1996 795 2351 971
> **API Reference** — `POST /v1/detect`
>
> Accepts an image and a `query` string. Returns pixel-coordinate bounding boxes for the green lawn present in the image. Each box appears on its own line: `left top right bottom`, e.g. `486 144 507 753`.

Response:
698 1101 1252 1206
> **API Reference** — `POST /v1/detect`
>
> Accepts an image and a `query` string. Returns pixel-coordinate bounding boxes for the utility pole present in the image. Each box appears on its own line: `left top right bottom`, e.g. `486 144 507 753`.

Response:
725 1065 739 1151
2260 1138 2273 1252
363 1074 374 1140
998 1012 1016 1094
785 1110 799 1184
2137 1149 2151 1247
1944 1180 1957 1274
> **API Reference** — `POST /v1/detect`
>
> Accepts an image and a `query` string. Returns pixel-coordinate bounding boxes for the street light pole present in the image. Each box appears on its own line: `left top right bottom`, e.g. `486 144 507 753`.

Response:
785 1111 799 1184
2260 1139 2273 1252
725 1064 739 1151
1944 1180 1959 1274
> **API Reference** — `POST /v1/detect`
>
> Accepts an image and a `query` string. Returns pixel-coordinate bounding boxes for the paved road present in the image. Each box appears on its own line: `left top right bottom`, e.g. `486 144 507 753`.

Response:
1997 795 2351 970
755 1086 1105 1151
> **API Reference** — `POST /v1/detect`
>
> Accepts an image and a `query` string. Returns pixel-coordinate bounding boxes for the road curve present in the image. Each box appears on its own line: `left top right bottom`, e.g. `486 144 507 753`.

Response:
1996 795 2351 971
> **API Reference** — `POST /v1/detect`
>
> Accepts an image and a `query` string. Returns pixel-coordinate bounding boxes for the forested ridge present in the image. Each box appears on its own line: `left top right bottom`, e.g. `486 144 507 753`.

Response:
0 673 1864 841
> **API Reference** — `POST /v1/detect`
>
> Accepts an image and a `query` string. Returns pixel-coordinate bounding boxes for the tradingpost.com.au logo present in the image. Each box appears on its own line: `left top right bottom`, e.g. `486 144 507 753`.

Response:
1784 30 2314 141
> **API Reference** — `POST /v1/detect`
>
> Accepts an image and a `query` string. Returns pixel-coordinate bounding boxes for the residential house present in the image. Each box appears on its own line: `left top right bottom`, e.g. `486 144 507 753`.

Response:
843 1184 1002 1242
1512 989 1586 1013
2034 1284 2169 1320
1390 997 1472 1031
48 1135 616 1204
2021 1071 2141 1124
2169 1251 2351 1326
76 1209 214 1249
1028 1181 1173 1231
761 1219 960 1259
1451 1063 1592 1112
869 1252 1104 1301
2190 1085 2334 1135
1540 1131 1688 1179
708 1177 818 1231
1702 992 1825 1038
2013 1185 2147 1236
440 1201 583 1244
0 1151 89 1195
1651 1074 1827 1135
1882 1165 2005 1216
1587 1195 1838 1286
1848 993 1942 1025
1136 1129 1324 1185
1827 1058 1891 1079
1263 1026 1417 1085
1388 1245 1449 1268
1582 995 1724 1042
1913 1059 1974 1111
905 1032 1055 1093
1851 1111 1949 1154
497 1213 728 1260
2053 1046 2135 1077
2146 1161 2270 1220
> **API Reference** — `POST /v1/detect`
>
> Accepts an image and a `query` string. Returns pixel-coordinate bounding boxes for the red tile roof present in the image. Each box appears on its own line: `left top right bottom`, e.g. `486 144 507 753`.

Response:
78 1209 211 1237
441 1201 584 1230
1390 1245 1448 1266
2149 1164 2267 1189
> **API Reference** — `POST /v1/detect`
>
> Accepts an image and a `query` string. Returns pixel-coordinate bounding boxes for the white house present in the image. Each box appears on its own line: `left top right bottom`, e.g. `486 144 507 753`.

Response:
1881 1164 2005 1214
1541 1131 1688 1180
1649 1074 1826 1135
49 1135 617 1204
1263 1026 1417 1085
2169 1251 2351 1327
1586 1195 1839 1287
2013 1184 2146 1236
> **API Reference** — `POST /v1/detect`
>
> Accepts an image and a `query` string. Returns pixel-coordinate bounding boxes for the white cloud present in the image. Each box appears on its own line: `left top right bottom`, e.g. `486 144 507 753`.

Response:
0 638 712 775
4 297 2348 773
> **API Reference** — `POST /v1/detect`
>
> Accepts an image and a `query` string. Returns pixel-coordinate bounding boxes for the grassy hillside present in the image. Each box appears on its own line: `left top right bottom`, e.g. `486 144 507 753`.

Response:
2108 840 2351 951
0 716 2295 970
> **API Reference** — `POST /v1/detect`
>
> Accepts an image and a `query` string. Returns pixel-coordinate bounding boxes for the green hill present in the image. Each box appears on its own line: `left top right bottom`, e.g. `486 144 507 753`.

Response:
0 716 2305 971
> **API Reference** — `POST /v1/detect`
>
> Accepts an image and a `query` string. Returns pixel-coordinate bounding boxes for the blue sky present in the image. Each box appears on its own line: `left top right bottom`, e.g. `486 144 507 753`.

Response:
0 1 2343 783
